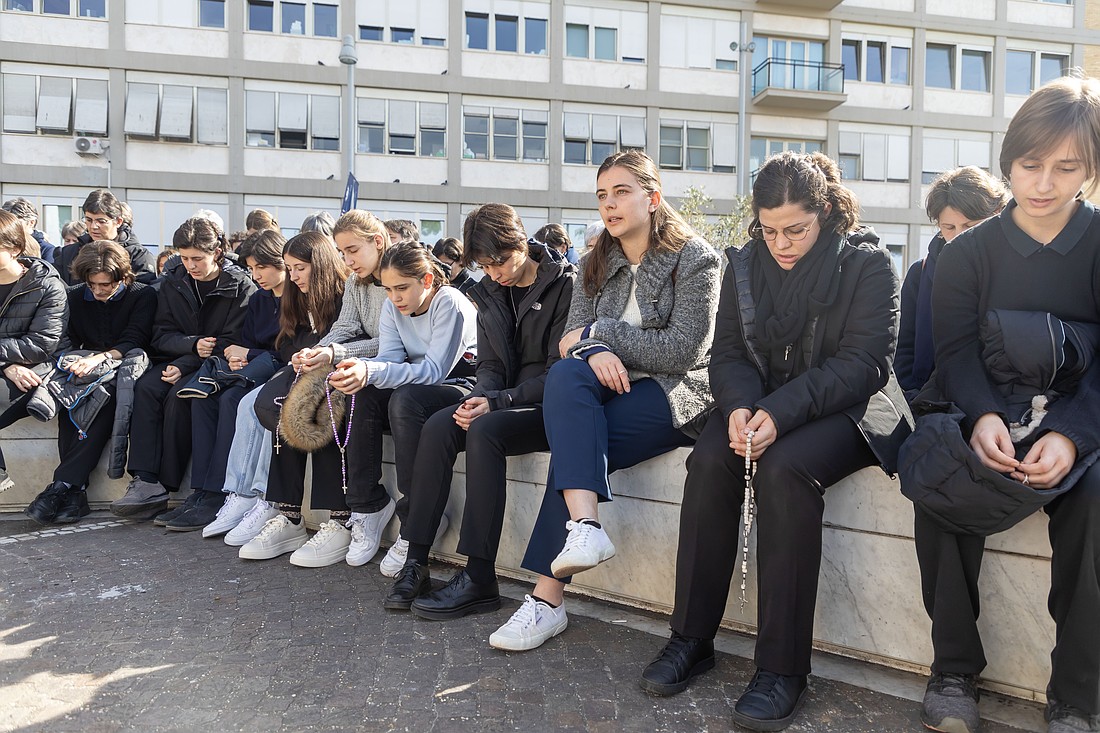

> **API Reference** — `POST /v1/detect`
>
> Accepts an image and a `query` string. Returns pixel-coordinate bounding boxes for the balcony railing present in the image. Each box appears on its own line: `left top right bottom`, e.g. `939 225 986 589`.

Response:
752 57 845 96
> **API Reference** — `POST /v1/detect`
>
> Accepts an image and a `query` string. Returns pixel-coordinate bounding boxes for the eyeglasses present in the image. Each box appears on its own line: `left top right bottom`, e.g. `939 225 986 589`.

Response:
750 219 817 243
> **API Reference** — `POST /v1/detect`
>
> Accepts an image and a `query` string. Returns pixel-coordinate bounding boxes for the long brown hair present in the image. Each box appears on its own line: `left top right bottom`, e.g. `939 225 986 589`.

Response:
277 231 350 347
584 150 697 297
0 210 27 256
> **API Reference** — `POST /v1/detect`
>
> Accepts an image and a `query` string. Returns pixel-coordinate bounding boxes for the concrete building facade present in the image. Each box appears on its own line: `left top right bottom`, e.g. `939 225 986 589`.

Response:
0 0 1096 270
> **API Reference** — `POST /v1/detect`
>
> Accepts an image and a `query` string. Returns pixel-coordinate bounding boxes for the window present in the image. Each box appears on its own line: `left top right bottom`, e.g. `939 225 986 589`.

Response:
563 111 645 165
659 120 736 173
3 0 32 10
749 137 822 180
44 0 67 13
313 3 336 37
922 132 992 183
837 129 909 182
281 2 304 34
463 110 488 158
594 27 616 61
199 0 224 28
124 82 228 145
890 46 910 84
422 37 444 46
462 107 546 162
3 0 103 15
1006 49 1069 95
660 125 683 168
77 0 102 16
391 27 414 43
358 98 447 157
659 9 739 72
248 0 273 31
494 114 518 160
496 15 517 52
926 42 992 92
246 91 340 151
2 74 110 135
359 25 383 41
466 12 488 50
566 23 588 58
567 23 629 61
841 36 909 85
526 17 547 55
751 36 829 92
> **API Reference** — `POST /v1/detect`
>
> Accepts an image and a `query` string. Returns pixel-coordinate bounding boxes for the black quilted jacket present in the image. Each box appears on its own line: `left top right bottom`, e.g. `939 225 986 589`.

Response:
0 257 69 375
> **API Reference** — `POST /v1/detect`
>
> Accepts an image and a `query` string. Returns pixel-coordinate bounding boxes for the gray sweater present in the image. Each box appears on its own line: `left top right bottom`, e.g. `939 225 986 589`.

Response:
317 274 387 361
567 237 721 430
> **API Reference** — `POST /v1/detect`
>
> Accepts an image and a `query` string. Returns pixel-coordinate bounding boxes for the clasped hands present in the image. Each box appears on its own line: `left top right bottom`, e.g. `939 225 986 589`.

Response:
970 413 1076 489
728 408 777 461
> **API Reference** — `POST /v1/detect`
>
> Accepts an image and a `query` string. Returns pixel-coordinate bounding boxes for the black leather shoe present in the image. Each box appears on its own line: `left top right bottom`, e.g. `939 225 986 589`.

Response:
384 561 430 610
731 668 808 731
54 487 91 524
639 631 715 696
411 569 501 620
24 482 69 525
153 491 201 526
165 491 223 531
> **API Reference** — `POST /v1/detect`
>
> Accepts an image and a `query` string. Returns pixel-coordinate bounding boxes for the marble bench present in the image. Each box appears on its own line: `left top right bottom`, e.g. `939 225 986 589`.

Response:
1 419 1055 703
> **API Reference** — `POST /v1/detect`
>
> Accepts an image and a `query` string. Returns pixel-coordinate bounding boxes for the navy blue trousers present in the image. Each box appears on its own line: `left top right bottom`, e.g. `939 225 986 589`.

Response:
520 358 693 580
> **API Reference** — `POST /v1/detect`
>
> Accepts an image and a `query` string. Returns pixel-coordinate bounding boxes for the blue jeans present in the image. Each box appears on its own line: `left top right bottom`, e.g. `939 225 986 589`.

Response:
220 385 271 499
520 358 693 580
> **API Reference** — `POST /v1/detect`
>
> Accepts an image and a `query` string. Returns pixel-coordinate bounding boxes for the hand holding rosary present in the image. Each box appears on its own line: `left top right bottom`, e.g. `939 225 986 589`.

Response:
740 429 757 614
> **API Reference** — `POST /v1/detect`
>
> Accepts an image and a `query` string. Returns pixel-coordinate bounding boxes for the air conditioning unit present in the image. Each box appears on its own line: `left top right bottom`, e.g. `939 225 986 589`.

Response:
74 136 107 156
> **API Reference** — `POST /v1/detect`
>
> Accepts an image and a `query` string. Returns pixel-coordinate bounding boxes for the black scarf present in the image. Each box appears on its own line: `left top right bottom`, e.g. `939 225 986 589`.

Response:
753 230 845 355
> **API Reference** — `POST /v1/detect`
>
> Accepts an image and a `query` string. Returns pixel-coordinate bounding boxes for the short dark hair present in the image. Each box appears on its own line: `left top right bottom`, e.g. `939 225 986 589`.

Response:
925 166 1009 223
461 204 527 267
534 223 571 252
385 219 419 242
431 237 463 263
238 229 287 268
82 189 124 220
750 151 860 236
71 240 135 285
246 208 279 232
2 197 37 224
173 216 227 263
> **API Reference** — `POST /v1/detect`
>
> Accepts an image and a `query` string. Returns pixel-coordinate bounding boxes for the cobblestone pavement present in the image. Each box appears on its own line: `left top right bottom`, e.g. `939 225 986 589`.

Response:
0 513 1039 733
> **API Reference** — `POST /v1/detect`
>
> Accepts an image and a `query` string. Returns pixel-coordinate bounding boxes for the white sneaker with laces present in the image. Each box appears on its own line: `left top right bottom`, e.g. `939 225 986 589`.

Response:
290 520 352 567
202 493 254 538
549 520 616 578
379 537 409 577
346 499 396 567
489 595 568 651
238 515 307 560
225 499 280 547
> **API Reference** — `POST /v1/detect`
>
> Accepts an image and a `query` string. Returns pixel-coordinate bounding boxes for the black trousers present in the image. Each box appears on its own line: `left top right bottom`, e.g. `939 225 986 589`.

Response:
190 383 249 492
0 375 34 471
915 464 1100 714
385 383 470 527
54 391 116 487
672 410 876 677
126 367 196 490
402 401 549 562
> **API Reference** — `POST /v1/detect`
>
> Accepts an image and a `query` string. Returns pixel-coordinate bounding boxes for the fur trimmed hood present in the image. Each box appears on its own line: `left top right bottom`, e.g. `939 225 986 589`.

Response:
279 368 347 452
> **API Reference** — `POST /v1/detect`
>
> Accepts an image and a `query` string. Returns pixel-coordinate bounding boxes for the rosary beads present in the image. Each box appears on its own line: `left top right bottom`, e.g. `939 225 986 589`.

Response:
739 429 757 614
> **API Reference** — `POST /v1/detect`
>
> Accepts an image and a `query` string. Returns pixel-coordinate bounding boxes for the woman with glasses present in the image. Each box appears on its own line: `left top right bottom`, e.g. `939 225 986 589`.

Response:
55 189 156 286
639 151 911 732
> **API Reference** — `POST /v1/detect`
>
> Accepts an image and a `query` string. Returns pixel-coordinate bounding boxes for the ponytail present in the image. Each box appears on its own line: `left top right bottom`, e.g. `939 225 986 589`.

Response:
379 241 449 289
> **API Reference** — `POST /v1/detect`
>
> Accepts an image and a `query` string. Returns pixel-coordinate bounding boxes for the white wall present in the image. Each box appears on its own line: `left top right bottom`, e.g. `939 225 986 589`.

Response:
125 25 229 57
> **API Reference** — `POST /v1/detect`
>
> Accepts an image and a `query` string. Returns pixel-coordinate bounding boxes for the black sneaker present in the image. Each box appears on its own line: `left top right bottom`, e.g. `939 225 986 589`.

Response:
920 672 980 733
411 569 501 620
54 487 91 524
24 482 69 525
731 668 808 732
152 490 201 526
1046 698 1100 732
639 631 715 696
165 491 224 532
383 561 431 610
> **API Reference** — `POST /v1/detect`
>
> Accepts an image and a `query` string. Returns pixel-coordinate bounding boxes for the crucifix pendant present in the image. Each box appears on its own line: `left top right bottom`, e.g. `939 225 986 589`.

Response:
274 438 281 455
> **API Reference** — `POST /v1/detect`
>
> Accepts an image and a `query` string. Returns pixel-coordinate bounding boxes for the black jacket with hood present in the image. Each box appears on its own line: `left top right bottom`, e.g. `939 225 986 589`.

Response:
152 259 256 374
711 230 913 474
0 257 69 377
465 241 576 410
56 227 156 286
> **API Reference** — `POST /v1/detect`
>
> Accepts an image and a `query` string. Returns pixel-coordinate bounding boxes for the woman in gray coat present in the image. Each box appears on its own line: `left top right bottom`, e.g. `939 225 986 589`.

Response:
487 150 722 653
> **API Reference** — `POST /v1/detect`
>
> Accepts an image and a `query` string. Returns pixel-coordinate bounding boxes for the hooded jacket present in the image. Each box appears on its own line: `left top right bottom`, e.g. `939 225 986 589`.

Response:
0 257 69 376
56 227 156 286
465 241 576 410
152 259 256 374
712 232 913 475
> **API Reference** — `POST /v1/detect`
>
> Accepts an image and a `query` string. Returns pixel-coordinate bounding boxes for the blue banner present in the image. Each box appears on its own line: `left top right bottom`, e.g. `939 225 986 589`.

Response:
341 172 359 214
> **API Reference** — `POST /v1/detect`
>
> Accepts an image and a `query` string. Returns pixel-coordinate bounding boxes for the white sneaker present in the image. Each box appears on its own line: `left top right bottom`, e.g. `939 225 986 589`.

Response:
290 520 352 568
489 595 568 651
550 520 616 578
346 499 396 567
225 499 280 547
379 537 409 577
202 493 254 538
238 515 307 560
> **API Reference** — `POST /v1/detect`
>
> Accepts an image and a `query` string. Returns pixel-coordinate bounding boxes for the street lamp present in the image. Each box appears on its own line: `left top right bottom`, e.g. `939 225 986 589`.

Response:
731 38 755 198
339 34 358 185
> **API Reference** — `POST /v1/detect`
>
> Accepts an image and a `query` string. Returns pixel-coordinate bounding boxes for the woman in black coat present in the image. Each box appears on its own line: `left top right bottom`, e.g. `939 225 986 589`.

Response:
640 151 912 732
0 210 68 494
56 189 156 286
382 204 575 615
23 241 154 524
110 216 255 520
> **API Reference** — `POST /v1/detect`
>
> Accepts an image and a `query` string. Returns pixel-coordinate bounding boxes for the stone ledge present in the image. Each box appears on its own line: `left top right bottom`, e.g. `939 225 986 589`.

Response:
0 426 1054 701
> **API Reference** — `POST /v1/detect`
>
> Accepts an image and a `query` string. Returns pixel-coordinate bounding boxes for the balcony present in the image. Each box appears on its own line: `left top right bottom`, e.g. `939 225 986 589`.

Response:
751 58 847 111
755 0 844 9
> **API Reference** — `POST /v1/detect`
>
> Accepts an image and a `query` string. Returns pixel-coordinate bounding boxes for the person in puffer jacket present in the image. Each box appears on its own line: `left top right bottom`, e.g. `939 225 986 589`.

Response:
0 210 68 495
110 216 255 520
23 241 154 525
55 189 156 286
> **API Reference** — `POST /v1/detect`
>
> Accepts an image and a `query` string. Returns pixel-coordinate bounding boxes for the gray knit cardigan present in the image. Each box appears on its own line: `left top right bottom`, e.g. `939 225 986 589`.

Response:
317 273 387 361
566 237 721 431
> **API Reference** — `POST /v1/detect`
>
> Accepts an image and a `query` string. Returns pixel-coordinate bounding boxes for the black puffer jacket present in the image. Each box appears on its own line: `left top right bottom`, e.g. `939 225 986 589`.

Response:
466 242 576 410
56 226 156 286
712 233 913 474
152 259 256 374
0 258 69 376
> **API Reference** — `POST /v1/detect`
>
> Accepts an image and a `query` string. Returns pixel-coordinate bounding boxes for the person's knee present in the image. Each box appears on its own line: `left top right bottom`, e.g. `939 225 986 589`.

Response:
388 384 428 423
545 358 596 394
